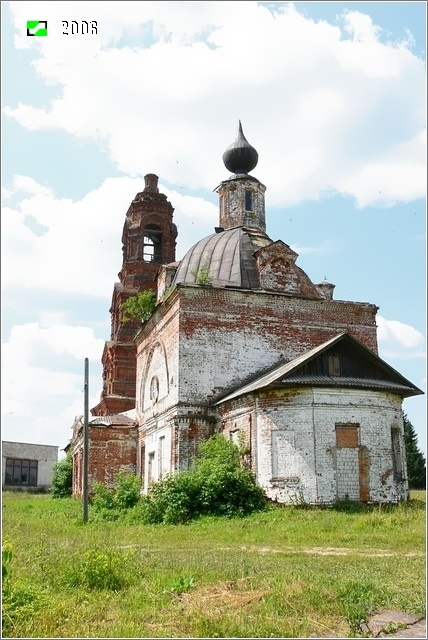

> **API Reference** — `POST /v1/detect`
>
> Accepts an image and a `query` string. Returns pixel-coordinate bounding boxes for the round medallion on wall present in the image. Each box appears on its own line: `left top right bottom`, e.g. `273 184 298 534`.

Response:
150 376 159 403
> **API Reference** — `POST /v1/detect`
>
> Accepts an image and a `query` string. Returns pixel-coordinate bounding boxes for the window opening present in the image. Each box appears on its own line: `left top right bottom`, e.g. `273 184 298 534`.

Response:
245 190 253 212
5 458 38 486
148 451 155 484
159 436 165 480
143 224 162 263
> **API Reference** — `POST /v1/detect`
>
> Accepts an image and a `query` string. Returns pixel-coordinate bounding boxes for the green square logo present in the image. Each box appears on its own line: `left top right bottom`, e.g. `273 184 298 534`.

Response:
27 21 48 36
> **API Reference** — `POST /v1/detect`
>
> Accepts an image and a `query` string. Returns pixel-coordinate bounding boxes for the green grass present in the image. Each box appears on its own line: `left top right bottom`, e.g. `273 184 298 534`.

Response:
2 491 426 638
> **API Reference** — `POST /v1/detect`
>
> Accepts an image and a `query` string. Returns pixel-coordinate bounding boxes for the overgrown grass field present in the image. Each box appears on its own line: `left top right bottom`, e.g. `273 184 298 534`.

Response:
2 491 426 638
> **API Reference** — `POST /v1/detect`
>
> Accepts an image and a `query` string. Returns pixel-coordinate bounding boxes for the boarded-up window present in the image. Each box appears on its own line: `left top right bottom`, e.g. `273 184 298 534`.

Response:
230 429 240 448
335 423 359 448
159 436 165 480
391 429 403 480
335 423 360 500
148 452 155 484
139 444 145 488
328 355 341 376
272 431 297 479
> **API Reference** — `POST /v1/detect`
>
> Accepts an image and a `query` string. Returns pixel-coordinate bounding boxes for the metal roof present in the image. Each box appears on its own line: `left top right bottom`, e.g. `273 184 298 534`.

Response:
276 376 419 395
216 333 423 404
172 226 272 290
89 414 136 427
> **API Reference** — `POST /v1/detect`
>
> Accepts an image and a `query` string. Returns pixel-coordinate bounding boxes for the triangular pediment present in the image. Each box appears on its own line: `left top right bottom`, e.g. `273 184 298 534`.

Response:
254 240 299 262
216 333 424 404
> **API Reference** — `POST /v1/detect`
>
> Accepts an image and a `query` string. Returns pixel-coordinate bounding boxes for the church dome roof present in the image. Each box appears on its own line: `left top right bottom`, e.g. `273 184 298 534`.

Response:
172 226 272 290
222 121 259 175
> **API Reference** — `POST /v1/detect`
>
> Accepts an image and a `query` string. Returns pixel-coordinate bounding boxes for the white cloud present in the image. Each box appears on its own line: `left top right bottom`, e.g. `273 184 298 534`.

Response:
1 176 218 297
1 322 104 446
290 241 332 255
377 314 425 358
4 1 425 208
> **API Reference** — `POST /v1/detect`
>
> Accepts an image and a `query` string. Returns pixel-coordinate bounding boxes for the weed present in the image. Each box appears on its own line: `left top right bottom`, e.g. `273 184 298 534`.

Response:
190 263 213 286
62 549 129 591
338 579 377 636
2 541 12 583
168 575 197 596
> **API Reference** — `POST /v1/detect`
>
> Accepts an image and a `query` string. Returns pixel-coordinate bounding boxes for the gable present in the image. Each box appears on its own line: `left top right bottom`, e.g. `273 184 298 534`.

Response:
216 333 424 404
254 240 322 297
281 337 406 384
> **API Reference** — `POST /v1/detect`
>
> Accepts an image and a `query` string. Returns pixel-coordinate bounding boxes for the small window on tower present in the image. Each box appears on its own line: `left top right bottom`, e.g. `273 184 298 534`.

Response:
245 190 253 212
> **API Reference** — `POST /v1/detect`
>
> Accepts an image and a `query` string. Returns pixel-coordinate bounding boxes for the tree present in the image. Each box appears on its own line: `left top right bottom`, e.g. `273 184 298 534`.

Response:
50 452 73 498
121 291 156 323
403 414 426 490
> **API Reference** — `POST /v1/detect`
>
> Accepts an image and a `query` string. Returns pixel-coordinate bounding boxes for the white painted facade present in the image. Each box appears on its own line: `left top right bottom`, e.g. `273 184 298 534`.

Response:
219 387 408 504
2 441 59 489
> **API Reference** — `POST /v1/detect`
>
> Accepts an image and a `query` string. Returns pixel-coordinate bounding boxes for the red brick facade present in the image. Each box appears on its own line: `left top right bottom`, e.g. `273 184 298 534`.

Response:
92 174 177 416
70 415 137 496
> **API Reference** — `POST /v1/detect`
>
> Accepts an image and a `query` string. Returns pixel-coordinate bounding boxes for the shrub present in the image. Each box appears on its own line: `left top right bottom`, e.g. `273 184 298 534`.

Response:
62 549 129 591
90 436 267 525
114 470 142 509
137 435 267 525
50 452 73 498
121 291 156 323
91 470 142 519
146 471 202 524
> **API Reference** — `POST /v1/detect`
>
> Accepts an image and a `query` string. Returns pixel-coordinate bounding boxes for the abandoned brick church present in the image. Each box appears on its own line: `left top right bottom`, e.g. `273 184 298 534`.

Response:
68 123 423 504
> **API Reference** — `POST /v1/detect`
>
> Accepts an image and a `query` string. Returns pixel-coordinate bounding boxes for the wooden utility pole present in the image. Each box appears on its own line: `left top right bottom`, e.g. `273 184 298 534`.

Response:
83 357 89 523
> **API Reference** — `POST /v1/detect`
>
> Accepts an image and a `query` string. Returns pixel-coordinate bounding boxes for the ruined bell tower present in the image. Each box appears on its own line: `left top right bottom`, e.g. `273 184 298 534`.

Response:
91 174 177 416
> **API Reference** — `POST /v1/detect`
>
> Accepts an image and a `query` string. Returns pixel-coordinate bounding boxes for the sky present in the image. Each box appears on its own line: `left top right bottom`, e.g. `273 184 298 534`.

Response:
1 1 426 460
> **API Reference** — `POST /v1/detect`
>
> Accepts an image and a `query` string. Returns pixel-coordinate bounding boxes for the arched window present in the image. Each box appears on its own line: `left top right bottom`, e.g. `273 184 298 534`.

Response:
143 224 162 263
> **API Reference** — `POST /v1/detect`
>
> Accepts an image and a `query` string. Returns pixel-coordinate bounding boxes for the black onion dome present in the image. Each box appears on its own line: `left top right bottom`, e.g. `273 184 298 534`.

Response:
222 121 259 175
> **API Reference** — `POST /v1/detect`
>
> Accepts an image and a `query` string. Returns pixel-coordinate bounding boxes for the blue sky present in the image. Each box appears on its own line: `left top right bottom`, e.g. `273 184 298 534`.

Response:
1 1 426 457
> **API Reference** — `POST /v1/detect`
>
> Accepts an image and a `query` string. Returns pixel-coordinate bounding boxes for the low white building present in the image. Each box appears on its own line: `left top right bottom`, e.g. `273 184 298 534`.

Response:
2 441 59 490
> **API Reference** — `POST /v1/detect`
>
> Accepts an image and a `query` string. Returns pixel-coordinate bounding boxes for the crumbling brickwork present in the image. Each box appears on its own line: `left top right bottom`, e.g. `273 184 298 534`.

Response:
92 174 177 416
71 416 137 496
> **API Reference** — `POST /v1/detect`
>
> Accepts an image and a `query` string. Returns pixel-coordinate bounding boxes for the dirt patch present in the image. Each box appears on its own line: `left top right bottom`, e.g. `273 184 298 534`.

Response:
235 545 424 558
179 580 269 611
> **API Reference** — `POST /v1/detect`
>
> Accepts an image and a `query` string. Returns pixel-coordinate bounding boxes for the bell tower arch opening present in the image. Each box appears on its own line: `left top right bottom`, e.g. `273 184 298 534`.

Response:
143 223 163 263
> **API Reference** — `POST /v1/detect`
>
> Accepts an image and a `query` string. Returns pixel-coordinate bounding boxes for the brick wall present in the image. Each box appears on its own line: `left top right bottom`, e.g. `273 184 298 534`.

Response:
176 285 378 404
72 425 137 495
218 387 407 504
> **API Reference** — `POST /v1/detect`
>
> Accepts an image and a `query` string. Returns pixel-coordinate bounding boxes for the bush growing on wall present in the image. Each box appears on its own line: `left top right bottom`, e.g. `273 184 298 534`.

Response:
121 291 156 323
